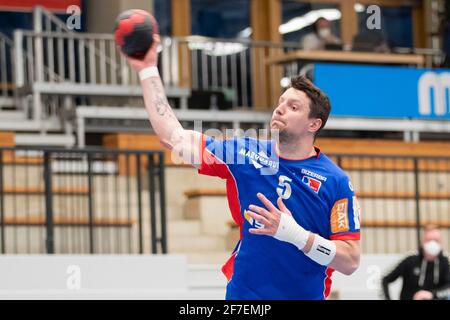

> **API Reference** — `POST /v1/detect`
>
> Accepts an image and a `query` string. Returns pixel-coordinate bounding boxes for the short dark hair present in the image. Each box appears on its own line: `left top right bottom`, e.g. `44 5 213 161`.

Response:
289 75 331 136
312 17 328 34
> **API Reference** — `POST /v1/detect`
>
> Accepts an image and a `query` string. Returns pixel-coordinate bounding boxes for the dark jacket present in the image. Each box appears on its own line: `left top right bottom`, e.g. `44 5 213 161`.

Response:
382 250 450 300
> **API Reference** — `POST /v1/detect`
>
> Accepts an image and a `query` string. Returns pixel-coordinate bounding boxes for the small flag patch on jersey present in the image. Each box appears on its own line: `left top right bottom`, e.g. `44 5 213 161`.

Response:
301 176 322 193
330 199 349 233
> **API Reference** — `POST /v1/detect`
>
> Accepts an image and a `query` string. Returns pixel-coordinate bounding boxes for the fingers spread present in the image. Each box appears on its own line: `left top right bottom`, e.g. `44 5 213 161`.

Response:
277 197 292 216
246 210 270 226
248 205 271 219
257 193 277 212
249 228 271 235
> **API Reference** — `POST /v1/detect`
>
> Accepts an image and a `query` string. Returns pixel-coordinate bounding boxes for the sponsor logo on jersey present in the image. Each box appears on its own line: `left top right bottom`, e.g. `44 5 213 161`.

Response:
244 210 265 229
300 168 327 182
302 176 322 193
239 148 279 170
331 199 349 233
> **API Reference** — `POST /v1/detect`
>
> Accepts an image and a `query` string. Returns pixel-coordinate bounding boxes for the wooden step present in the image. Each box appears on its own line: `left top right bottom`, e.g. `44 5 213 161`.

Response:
185 189 227 198
184 189 450 200
0 131 14 147
2 156 43 165
0 83 16 90
3 186 89 195
228 219 450 229
339 157 450 172
317 138 450 157
0 216 134 227
356 191 450 200
362 220 450 229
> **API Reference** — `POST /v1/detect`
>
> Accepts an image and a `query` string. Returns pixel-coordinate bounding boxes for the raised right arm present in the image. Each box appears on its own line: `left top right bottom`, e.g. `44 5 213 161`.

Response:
123 34 201 168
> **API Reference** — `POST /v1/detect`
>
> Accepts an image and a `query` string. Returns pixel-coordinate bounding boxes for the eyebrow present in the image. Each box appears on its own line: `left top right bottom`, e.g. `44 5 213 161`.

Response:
280 96 303 106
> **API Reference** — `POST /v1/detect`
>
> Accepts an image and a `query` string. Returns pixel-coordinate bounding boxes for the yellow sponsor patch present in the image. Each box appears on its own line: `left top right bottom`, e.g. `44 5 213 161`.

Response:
244 210 264 229
331 199 349 233
244 210 251 222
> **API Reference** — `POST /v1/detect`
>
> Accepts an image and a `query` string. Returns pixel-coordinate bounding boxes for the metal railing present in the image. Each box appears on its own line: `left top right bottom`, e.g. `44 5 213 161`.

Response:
0 32 14 105
168 36 302 108
13 32 301 87
0 146 448 255
332 154 450 254
0 147 167 254
6 5 445 139
15 31 127 87
33 5 124 85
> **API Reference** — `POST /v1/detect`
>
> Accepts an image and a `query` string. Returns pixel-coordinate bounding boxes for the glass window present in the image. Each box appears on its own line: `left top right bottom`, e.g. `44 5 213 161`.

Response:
356 4 413 49
154 0 172 36
281 1 341 44
191 0 250 38
0 12 32 38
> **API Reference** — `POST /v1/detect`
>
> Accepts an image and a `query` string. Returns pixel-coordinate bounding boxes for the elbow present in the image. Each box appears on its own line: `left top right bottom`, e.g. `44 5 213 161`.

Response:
159 138 174 150
161 127 185 151
345 261 360 275
341 263 359 276
341 256 360 276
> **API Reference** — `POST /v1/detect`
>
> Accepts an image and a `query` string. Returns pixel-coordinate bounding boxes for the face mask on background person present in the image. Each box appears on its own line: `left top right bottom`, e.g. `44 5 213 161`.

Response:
423 240 442 257
318 28 331 39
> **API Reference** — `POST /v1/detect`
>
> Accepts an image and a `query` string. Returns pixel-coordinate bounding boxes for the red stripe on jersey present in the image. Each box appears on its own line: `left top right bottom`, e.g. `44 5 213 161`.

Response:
198 134 244 281
198 135 243 226
330 232 360 241
222 251 237 282
323 267 335 299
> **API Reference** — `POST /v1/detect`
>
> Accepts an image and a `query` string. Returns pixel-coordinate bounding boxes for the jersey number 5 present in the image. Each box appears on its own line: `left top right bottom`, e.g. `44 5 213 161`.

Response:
276 175 292 199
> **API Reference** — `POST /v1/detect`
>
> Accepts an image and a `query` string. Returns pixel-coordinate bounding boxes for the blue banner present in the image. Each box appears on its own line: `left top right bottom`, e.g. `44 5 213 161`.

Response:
314 63 450 120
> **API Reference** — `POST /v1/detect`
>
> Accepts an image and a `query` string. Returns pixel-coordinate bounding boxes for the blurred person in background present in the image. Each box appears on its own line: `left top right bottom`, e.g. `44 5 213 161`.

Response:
300 17 341 50
382 225 450 300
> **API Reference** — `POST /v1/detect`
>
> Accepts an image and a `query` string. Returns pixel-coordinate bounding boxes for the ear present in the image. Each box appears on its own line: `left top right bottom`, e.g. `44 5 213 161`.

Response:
308 118 322 134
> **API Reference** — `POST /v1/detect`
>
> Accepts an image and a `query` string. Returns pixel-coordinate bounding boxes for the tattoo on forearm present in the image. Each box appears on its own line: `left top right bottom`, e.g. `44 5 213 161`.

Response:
154 95 168 116
150 78 172 117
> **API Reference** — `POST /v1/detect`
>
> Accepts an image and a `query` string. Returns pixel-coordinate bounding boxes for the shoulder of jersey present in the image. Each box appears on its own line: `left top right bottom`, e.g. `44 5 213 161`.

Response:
318 153 348 178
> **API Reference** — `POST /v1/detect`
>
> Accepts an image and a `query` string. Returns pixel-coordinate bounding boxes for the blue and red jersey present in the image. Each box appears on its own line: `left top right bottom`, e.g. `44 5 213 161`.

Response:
198 135 361 300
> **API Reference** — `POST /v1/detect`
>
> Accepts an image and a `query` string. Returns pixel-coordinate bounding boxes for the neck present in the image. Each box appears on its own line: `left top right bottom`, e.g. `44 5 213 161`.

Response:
424 253 438 262
276 136 316 160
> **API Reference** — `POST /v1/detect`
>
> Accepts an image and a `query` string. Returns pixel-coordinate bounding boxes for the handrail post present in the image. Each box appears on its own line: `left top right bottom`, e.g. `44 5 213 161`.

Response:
413 158 421 251
148 154 157 254
33 6 44 123
87 153 95 253
0 150 4 254
43 151 54 254
13 30 24 88
158 152 167 254
136 155 143 254
33 6 44 33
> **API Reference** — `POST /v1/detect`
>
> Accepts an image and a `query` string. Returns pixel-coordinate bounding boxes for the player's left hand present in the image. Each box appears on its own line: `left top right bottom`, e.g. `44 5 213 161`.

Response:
247 193 292 236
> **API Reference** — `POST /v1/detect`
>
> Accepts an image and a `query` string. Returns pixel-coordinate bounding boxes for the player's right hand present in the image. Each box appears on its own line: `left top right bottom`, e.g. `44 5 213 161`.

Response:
121 33 160 73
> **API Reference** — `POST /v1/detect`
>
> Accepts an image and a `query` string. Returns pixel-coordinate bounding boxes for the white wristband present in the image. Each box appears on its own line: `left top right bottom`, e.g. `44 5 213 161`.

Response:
305 234 336 266
139 66 159 81
274 213 309 250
